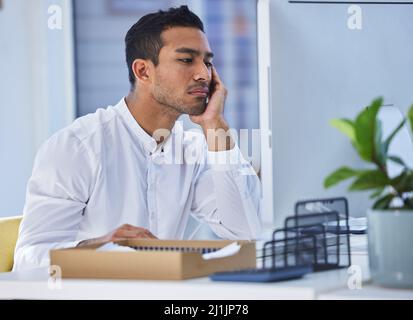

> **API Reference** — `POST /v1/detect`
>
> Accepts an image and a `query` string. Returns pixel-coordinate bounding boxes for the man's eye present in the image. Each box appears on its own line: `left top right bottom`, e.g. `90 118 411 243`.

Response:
179 58 193 63
205 62 213 68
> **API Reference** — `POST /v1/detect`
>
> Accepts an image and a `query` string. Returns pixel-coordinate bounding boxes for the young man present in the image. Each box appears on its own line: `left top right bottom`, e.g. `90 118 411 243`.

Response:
13 6 261 271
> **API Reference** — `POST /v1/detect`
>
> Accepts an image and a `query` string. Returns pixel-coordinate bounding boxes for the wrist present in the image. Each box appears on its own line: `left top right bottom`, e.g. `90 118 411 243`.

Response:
199 116 228 131
77 236 105 247
201 118 235 152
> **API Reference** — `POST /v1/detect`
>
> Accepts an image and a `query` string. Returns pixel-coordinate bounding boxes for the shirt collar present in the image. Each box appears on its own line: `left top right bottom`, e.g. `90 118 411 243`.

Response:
115 97 179 155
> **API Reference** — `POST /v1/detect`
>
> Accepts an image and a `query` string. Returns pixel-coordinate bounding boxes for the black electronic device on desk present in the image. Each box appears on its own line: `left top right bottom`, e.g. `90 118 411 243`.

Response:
210 265 312 283
210 197 352 283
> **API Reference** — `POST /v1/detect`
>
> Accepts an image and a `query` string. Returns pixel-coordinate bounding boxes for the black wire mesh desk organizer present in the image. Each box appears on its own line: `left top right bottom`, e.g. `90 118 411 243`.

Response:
262 211 351 272
210 198 352 282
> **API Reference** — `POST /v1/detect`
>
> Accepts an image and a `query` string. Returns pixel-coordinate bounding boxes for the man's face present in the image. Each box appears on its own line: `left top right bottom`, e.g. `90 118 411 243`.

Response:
151 27 213 116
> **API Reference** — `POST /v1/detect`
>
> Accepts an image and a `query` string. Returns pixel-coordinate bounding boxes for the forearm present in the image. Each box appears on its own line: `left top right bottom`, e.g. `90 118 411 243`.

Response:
212 168 262 239
201 117 235 152
13 240 82 271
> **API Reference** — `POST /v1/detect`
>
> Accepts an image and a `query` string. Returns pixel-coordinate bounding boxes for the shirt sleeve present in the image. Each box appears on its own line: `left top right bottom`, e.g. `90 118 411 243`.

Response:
12 130 96 271
190 145 262 240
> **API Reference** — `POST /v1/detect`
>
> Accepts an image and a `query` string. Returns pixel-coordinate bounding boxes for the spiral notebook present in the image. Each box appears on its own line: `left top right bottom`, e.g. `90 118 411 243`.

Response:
96 241 241 260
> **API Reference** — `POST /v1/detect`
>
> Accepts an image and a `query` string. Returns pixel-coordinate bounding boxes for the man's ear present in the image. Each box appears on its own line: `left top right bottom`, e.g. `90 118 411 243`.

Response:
131 59 151 83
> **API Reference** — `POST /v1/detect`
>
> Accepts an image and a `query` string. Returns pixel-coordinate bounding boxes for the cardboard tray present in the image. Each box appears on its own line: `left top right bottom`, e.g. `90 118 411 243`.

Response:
50 239 256 280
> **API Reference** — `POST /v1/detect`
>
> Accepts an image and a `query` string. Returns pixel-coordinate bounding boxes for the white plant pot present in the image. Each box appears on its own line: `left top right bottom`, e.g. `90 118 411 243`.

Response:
367 209 413 288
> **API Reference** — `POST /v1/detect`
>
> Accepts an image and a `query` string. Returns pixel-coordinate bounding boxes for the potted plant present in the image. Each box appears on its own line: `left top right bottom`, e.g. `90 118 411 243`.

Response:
324 97 413 288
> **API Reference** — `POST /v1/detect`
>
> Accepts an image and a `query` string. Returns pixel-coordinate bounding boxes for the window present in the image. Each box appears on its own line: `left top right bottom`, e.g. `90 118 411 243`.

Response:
73 0 259 132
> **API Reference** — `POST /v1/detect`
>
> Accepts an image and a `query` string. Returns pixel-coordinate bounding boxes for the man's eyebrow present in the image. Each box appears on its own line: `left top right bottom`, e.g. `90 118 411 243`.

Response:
175 47 214 58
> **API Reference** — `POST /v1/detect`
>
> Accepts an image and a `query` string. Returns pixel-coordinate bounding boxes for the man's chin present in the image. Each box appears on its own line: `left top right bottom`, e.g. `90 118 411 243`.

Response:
184 103 207 116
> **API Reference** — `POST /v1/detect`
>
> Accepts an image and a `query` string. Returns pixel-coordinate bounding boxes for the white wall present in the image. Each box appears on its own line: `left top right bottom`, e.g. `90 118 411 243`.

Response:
0 0 75 217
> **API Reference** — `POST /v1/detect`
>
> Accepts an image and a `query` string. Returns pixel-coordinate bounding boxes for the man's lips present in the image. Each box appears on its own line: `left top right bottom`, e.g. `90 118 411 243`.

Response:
188 87 209 97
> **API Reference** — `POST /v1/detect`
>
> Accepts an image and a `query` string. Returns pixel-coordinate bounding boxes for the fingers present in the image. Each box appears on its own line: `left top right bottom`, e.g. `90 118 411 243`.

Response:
211 66 227 96
144 230 158 239
120 223 136 230
128 225 155 237
211 66 219 85
212 66 226 84
80 225 157 247
113 224 158 239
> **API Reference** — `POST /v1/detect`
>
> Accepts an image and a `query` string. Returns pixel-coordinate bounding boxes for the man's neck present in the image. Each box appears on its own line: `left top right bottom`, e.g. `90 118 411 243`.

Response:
125 91 179 143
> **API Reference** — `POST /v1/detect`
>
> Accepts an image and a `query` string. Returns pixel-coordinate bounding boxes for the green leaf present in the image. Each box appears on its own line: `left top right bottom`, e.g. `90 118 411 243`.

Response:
369 187 385 199
387 155 407 168
374 119 386 167
372 194 395 210
354 97 383 162
324 167 360 189
404 197 413 209
330 119 356 143
408 105 413 135
391 170 413 193
383 119 406 155
348 169 389 191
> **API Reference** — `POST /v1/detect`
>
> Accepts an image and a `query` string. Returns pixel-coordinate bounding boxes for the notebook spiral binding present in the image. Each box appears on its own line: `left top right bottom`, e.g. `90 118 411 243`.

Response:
129 246 220 254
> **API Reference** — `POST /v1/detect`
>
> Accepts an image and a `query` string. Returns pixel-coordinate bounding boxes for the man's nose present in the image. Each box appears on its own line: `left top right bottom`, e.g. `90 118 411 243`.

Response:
193 62 211 82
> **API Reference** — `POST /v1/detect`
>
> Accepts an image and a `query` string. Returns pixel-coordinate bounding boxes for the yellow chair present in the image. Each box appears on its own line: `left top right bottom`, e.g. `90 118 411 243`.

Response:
0 216 22 272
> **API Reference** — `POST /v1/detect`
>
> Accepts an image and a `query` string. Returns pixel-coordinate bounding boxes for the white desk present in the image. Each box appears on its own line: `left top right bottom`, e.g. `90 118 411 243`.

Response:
0 236 411 300
0 262 367 300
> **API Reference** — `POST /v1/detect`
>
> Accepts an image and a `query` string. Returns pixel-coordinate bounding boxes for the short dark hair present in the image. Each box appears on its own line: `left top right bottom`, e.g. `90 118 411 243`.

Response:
125 5 204 87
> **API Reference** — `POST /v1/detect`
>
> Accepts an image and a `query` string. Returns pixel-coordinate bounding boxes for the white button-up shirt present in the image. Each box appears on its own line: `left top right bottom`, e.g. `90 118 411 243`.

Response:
13 98 262 271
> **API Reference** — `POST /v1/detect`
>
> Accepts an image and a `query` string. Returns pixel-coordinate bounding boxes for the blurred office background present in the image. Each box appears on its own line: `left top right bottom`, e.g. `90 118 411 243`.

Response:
0 0 259 220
